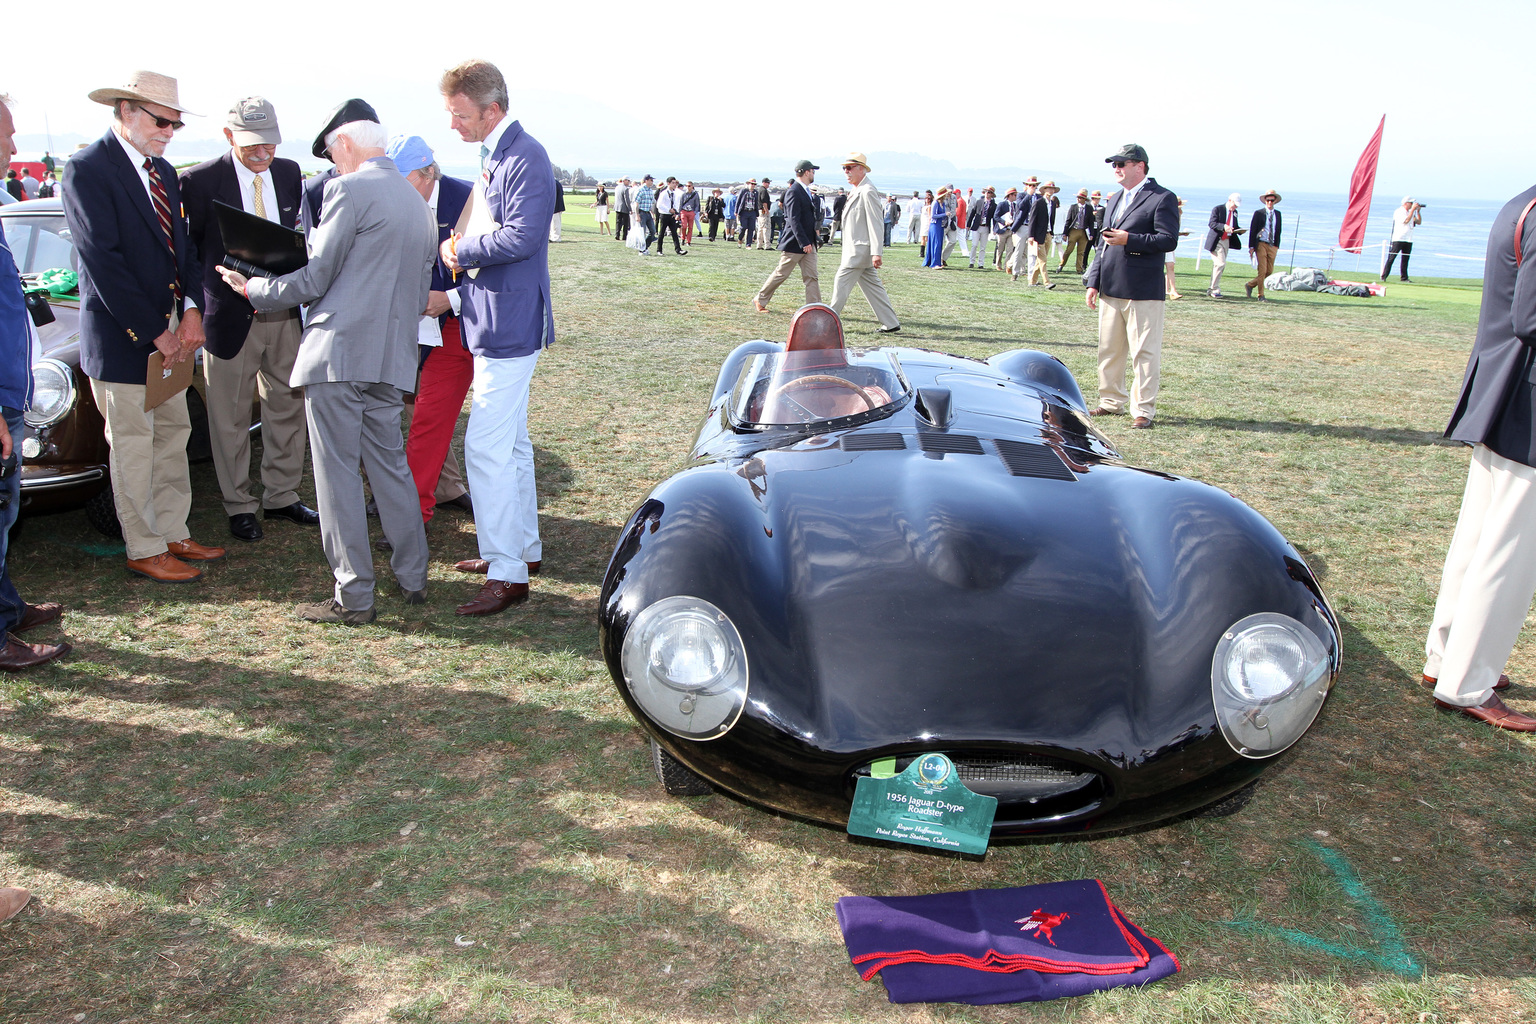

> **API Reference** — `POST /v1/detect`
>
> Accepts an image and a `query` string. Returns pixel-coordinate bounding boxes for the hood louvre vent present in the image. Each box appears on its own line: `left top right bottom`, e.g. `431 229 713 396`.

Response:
841 433 906 452
918 433 985 455
994 439 1077 480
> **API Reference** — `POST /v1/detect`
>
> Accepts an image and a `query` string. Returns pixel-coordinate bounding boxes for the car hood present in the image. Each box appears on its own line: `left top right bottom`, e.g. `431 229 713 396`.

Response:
607 434 1330 770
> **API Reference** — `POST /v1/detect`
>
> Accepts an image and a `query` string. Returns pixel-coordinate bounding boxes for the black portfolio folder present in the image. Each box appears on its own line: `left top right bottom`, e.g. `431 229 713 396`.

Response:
213 199 307 279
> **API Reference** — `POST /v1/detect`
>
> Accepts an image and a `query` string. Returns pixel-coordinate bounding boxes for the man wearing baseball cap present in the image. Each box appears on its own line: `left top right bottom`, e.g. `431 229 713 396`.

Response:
1083 144 1179 430
181 97 316 544
754 160 822 311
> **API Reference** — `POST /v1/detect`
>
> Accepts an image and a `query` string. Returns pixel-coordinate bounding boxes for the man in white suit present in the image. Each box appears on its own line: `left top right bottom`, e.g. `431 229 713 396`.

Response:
217 118 437 624
828 152 900 334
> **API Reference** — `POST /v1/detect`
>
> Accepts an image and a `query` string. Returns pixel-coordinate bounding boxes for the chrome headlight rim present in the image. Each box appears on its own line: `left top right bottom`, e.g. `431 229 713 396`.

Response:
620 595 749 741
1211 611 1332 760
24 357 76 429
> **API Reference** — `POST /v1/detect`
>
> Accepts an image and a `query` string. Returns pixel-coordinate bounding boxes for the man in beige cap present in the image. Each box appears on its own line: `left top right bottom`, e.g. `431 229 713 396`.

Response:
180 98 317 543
63 71 227 582
1245 189 1283 300
829 153 900 333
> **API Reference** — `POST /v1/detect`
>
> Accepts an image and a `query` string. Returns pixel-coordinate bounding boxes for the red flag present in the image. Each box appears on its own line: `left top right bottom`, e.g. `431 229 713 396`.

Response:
1339 115 1386 253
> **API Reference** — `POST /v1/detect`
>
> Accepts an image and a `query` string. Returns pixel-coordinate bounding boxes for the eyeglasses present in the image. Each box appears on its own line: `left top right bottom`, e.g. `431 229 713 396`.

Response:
136 105 185 131
1110 160 1127 168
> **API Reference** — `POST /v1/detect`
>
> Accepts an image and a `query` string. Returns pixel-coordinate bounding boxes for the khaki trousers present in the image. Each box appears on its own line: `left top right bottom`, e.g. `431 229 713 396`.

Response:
1209 238 1230 293
995 233 1014 270
1095 295 1164 421
1060 229 1091 272
1424 445 1536 707
1246 241 1278 297
1027 239 1052 286
755 249 821 307
829 263 899 329
204 314 308 516
90 377 193 560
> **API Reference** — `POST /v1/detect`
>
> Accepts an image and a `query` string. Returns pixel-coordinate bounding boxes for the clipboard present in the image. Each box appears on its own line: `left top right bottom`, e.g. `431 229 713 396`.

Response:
145 350 194 411
454 184 500 280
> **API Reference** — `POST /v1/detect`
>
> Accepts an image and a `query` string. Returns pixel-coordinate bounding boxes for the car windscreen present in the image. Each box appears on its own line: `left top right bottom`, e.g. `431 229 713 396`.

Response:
1 214 76 276
729 349 909 427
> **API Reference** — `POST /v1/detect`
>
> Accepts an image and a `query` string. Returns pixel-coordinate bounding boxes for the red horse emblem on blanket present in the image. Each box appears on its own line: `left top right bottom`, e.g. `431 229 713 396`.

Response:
1015 908 1071 945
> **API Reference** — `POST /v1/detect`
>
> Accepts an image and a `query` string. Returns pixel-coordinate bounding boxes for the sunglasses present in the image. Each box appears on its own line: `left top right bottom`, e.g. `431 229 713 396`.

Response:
1110 160 1127 168
136 105 186 131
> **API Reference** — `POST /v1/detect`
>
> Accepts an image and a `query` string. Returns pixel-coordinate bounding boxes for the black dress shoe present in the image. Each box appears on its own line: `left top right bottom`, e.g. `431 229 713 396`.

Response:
229 513 263 541
435 493 474 516
265 502 320 526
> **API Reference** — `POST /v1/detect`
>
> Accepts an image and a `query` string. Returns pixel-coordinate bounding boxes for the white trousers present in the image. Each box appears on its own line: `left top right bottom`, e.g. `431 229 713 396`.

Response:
466 351 542 583
1424 444 1536 706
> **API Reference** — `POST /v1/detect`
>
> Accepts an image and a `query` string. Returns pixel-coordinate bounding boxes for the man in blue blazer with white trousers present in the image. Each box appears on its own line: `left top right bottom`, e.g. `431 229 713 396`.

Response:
1083 143 1179 430
438 59 556 617
62 71 227 583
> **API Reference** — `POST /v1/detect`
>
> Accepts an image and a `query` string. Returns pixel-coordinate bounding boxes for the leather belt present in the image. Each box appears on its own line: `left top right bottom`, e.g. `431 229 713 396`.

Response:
253 308 299 324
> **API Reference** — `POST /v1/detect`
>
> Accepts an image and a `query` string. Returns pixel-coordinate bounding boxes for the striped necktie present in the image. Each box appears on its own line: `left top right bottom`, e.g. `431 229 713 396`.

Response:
142 157 180 298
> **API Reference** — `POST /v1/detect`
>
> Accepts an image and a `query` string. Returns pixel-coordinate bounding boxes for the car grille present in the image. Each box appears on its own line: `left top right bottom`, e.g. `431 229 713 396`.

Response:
854 753 1096 801
841 433 906 451
993 439 1076 481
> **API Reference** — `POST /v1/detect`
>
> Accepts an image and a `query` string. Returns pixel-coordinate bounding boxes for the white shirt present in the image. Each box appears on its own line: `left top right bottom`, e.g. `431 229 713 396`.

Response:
1392 205 1417 243
479 115 513 177
230 156 277 223
1113 179 1148 225
656 187 678 215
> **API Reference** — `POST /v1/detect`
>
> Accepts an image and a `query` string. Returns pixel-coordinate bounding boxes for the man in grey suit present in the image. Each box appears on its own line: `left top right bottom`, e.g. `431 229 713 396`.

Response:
217 118 437 624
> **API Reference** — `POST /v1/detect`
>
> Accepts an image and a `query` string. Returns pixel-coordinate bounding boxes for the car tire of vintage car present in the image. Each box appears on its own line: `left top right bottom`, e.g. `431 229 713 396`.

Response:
83 486 122 539
651 739 713 797
1191 780 1259 819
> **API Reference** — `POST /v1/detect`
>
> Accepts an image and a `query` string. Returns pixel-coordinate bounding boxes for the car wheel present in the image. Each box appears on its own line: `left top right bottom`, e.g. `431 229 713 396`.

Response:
185 385 213 464
651 738 712 797
84 486 123 539
1193 780 1258 819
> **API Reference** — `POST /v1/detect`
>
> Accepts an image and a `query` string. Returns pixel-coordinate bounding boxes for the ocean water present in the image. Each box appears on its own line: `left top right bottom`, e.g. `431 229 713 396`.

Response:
861 176 1502 281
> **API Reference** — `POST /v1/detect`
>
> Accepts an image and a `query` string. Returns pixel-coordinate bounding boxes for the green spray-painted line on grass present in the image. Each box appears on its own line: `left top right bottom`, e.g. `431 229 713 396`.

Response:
1221 840 1421 977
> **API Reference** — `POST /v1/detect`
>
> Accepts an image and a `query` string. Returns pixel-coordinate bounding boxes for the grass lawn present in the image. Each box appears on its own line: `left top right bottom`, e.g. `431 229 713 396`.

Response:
1 200 1532 1023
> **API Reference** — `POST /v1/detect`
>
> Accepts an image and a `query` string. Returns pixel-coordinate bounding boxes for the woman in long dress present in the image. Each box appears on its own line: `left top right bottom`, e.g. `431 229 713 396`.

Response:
918 190 934 258
594 184 611 236
924 188 949 268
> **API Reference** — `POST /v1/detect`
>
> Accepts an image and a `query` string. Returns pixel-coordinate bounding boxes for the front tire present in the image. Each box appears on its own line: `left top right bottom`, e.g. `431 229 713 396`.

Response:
1193 780 1258 819
651 739 712 797
83 486 122 539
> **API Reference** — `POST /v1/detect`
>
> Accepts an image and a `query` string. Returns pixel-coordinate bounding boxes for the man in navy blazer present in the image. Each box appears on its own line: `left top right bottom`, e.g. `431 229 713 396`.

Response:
1420 183 1536 732
753 159 821 311
62 71 226 583
1083 144 1179 429
180 97 317 543
438 59 556 617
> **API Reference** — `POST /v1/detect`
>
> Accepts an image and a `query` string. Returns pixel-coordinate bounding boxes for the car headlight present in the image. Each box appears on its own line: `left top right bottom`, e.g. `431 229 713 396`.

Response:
25 358 76 429
1211 612 1331 758
621 596 748 740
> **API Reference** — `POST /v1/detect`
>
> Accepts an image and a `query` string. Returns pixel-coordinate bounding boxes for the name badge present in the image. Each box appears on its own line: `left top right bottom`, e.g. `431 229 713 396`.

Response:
847 753 997 855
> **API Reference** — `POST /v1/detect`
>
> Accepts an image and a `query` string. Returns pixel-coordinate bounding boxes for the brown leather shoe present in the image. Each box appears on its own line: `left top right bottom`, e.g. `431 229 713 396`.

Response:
167 538 227 562
0 886 30 922
1422 673 1510 692
16 602 63 633
126 552 202 583
455 579 529 616
0 633 71 671
454 558 540 575
1434 693 1536 732
1088 407 1120 417
1131 417 1154 429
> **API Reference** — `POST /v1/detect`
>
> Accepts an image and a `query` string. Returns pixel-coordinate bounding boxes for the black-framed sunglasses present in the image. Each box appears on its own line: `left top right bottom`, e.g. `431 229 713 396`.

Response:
1110 160 1127 168
136 105 186 131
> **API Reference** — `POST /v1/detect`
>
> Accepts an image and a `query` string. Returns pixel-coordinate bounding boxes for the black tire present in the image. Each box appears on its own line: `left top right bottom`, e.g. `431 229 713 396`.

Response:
1193 780 1258 819
651 739 712 797
83 486 122 539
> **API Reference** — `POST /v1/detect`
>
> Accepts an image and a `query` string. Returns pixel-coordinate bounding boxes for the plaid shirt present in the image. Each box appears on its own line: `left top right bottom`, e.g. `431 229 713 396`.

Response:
636 185 655 213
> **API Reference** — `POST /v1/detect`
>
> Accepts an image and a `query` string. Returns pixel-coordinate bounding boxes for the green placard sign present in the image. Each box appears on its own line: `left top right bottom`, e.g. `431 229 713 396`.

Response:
847 753 997 855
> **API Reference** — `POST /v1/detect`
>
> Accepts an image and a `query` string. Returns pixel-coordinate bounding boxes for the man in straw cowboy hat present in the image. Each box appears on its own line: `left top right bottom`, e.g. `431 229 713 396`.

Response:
828 153 900 334
63 71 228 583
1058 188 1094 275
1245 189 1283 300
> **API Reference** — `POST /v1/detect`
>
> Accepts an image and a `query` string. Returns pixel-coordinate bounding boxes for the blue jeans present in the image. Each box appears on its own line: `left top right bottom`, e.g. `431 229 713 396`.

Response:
0 407 26 633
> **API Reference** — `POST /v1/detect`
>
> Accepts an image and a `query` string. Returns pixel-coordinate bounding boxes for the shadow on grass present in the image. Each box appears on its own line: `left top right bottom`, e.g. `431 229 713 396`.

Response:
1161 414 1460 448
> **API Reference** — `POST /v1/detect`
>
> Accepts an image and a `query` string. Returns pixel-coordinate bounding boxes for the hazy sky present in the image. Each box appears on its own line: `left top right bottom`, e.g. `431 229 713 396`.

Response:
6 0 1529 199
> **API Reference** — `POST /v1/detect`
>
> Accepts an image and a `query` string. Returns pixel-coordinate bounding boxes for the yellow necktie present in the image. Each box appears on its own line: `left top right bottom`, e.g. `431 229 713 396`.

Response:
253 174 267 220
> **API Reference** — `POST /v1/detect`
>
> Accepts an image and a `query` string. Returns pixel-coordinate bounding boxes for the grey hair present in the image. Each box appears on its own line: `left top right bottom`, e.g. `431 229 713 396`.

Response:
327 119 389 153
0 93 11 110
419 161 442 182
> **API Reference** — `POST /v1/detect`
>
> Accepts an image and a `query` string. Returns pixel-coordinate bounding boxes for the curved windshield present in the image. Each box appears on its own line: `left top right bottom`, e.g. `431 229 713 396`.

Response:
729 349 909 427
1 213 77 276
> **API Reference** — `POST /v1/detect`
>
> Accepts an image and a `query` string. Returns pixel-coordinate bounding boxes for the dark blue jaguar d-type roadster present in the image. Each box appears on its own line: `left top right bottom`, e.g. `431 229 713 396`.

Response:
599 305 1340 839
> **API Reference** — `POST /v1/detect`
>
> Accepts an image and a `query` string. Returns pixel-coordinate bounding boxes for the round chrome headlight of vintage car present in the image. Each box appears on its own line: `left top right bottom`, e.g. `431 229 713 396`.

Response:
24 358 76 429
1211 612 1331 758
621 596 749 740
